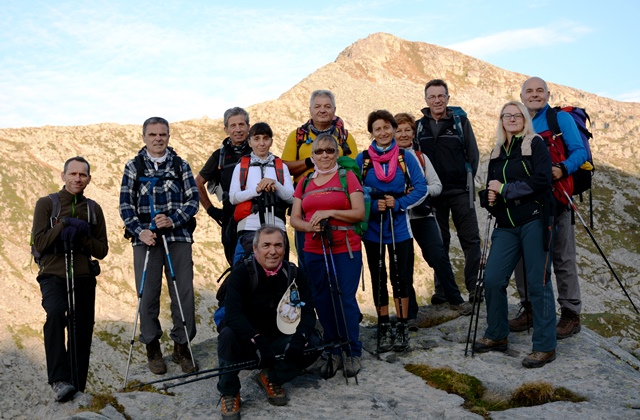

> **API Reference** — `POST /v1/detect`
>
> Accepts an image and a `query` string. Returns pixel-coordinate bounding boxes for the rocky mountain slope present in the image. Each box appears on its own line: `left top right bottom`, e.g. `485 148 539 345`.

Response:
0 32 639 418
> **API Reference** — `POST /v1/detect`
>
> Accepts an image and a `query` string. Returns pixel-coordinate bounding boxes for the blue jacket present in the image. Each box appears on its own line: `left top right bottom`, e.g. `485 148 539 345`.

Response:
356 140 427 244
533 104 587 175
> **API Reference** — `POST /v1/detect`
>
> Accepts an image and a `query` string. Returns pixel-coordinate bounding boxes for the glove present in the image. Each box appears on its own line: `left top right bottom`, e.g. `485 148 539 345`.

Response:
64 218 91 238
207 206 224 227
60 226 78 243
253 334 276 369
284 332 307 366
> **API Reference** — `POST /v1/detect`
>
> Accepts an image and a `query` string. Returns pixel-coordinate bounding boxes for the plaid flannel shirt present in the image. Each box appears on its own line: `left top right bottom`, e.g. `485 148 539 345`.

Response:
119 147 199 245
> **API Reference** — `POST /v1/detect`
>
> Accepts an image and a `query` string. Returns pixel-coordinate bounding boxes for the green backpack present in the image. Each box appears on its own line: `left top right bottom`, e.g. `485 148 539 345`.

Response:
301 156 370 236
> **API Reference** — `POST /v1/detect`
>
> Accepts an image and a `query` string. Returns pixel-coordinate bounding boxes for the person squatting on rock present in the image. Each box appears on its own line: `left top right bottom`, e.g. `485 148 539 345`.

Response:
228 122 294 265
357 110 427 353
196 107 252 266
32 156 109 402
217 225 320 419
510 77 588 339
394 113 472 324
119 117 200 375
415 79 481 302
290 133 366 378
282 89 359 275
475 101 557 368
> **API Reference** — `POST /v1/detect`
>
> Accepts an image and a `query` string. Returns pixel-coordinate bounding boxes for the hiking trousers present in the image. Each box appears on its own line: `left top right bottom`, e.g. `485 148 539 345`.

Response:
39 274 96 392
410 216 465 313
514 209 582 314
432 192 481 295
305 250 363 357
133 242 196 345
484 219 557 352
363 238 414 307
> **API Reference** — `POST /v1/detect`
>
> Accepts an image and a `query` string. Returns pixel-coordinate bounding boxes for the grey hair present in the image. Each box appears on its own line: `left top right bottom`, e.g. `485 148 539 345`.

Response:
223 107 250 128
520 77 549 95
252 225 287 249
309 90 336 108
311 133 339 154
143 117 170 136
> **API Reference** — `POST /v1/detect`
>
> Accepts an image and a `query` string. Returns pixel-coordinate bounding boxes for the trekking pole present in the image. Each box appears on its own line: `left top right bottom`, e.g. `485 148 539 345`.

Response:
465 214 492 357
562 190 639 314
318 221 350 384
322 220 359 385
387 208 405 323
268 191 276 225
122 246 151 391
65 243 80 390
161 234 198 366
376 212 384 354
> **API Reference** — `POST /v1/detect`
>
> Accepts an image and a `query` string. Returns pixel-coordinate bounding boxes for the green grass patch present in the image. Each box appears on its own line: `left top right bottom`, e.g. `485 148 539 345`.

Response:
81 392 131 419
405 364 587 417
582 312 640 339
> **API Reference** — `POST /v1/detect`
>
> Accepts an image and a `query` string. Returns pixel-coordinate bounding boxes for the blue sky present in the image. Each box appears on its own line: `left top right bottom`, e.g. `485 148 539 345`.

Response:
1 0 638 128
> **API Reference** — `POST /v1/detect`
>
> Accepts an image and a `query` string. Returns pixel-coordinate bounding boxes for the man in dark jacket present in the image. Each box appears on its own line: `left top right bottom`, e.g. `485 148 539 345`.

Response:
32 156 109 402
195 107 252 266
416 79 481 301
217 225 319 419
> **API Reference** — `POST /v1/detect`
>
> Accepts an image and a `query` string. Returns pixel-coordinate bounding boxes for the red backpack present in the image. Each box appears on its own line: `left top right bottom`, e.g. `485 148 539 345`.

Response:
537 129 573 208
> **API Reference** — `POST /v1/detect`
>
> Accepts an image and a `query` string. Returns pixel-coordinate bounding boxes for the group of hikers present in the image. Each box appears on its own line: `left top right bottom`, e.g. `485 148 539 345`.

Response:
31 75 589 419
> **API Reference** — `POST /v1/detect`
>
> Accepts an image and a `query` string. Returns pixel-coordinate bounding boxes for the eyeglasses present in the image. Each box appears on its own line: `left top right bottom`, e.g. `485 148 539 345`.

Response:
313 148 337 155
426 94 448 102
501 113 524 120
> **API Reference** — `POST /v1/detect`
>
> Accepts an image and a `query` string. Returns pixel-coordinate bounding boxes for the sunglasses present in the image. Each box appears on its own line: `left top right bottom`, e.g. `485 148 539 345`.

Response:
313 148 337 155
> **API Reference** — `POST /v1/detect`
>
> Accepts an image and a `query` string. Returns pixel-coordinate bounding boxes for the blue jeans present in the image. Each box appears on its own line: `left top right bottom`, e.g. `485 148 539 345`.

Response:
483 218 557 352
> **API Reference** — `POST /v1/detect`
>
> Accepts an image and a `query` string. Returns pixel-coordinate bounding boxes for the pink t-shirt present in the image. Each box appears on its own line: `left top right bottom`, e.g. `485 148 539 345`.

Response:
294 171 363 255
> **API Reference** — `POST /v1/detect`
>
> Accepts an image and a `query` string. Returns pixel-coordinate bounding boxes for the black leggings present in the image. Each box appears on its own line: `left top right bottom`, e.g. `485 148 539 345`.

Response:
363 238 414 307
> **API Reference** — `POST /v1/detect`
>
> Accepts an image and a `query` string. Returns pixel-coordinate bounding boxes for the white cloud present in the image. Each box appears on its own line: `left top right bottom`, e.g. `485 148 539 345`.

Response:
446 22 592 57
614 90 640 103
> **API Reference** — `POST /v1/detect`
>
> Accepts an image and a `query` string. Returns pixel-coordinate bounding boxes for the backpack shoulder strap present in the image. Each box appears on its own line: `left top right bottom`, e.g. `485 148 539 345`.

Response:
397 149 411 192
48 193 61 221
86 198 97 224
239 155 251 190
283 261 298 286
274 157 285 185
361 150 372 180
547 107 562 137
173 155 183 178
244 255 260 292
338 167 350 203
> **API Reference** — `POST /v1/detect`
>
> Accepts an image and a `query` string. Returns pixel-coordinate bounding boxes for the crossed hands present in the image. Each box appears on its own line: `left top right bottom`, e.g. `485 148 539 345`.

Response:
377 195 396 212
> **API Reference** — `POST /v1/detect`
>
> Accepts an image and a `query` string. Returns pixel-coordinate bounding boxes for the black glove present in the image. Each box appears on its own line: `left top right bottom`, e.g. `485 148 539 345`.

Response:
253 334 276 369
207 206 224 227
64 218 91 238
60 226 78 243
284 332 307 366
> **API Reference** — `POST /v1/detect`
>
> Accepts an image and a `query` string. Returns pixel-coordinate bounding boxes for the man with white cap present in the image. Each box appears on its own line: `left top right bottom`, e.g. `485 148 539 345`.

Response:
216 225 319 419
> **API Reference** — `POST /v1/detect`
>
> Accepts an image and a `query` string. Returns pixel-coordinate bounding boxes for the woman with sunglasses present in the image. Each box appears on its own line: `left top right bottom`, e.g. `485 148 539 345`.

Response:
475 100 556 368
356 110 427 353
290 133 365 378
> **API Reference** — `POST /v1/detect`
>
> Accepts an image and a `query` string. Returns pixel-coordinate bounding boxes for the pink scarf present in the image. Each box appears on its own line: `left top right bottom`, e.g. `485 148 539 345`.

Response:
367 143 399 183
263 261 283 277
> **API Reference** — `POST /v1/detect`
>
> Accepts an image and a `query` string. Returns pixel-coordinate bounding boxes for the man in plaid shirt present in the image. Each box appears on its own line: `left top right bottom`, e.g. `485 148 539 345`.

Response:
119 116 200 374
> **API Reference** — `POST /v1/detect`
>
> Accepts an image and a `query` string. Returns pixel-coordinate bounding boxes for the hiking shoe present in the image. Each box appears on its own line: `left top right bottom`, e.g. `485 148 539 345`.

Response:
255 370 287 406
393 323 409 352
51 381 76 402
556 307 581 339
469 290 484 303
146 340 167 375
509 302 533 332
473 336 508 353
407 318 420 332
320 354 342 379
220 393 241 419
450 301 473 316
172 342 197 373
431 293 447 305
343 356 361 377
522 350 556 368
377 322 394 353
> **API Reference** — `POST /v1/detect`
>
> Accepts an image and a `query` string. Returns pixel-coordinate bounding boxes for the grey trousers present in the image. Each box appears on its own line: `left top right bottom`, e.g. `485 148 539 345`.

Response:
514 210 582 314
133 242 197 344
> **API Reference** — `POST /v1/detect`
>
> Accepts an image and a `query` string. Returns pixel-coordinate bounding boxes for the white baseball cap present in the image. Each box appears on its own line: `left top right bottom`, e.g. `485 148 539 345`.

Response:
276 281 302 335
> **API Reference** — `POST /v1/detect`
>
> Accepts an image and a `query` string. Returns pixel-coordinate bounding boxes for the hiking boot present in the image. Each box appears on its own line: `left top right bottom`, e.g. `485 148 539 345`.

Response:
393 323 409 352
51 381 76 402
172 342 197 373
473 336 508 353
469 290 484 303
449 301 473 316
255 369 287 406
522 350 556 368
320 354 342 379
431 293 447 305
407 318 420 332
556 307 581 339
343 356 361 377
377 323 394 353
509 302 533 332
220 393 241 419
146 340 167 375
